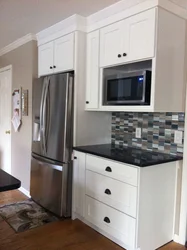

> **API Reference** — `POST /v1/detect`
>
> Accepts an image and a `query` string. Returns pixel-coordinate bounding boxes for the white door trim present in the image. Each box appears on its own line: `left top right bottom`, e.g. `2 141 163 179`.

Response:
0 65 12 73
0 65 12 174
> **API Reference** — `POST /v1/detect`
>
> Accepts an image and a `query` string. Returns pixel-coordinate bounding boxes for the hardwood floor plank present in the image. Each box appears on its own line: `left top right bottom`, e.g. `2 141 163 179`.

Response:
0 190 186 250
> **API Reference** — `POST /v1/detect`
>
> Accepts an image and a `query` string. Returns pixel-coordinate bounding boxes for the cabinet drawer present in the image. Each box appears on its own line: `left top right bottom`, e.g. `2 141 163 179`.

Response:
86 170 137 217
86 154 138 186
85 196 136 248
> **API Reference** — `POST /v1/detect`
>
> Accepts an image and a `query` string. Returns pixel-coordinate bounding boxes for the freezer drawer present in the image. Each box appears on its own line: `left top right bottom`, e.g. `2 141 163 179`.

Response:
30 154 71 217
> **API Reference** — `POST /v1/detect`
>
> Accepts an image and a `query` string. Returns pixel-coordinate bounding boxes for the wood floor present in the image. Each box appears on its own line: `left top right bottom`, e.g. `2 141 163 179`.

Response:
0 190 186 250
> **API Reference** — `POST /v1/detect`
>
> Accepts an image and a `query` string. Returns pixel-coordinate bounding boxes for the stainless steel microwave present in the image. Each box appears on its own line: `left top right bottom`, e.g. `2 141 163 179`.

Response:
103 70 152 105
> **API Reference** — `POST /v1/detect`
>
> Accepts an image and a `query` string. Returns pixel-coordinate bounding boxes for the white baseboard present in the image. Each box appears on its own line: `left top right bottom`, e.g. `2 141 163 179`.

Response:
173 234 185 245
19 186 31 198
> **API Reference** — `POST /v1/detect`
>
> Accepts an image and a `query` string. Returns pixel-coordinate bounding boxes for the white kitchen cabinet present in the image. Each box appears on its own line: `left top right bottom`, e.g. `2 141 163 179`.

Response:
54 33 74 73
90 7 185 112
86 30 100 110
38 33 74 76
100 21 124 67
38 41 54 76
100 9 155 68
85 196 136 248
127 8 156 62
73 151 178 250
72 151 86 219
86 170 137 217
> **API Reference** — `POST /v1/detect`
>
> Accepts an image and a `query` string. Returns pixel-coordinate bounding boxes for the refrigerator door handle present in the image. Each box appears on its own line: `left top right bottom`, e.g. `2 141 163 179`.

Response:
43 78 50 155
40 79 47 155
32 154 64 168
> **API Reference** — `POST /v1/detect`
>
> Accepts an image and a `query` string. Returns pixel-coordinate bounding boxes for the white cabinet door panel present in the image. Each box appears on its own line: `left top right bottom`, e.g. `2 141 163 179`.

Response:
86 170 137 217
38 41 54 76
100 21 123 67
86 154 138 186
85 196 136 248
127 8 156 61
72 151 86 218
54 33 74 73
86 30 100 109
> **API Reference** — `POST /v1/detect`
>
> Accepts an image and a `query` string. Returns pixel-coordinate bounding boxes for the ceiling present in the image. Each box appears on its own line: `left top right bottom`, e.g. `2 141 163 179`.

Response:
0 0 120 50
0 0 186 51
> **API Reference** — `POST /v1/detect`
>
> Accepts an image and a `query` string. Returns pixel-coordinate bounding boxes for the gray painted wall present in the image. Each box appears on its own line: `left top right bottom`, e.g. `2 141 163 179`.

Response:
0 41 38 191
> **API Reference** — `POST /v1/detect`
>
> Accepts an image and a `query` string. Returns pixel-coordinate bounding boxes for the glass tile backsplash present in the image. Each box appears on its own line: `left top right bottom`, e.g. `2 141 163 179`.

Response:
111 112 185 156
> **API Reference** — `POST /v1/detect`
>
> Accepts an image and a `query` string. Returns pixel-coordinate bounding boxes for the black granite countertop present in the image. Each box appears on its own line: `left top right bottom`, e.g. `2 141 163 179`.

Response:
0 169 21 192
73 144 182 167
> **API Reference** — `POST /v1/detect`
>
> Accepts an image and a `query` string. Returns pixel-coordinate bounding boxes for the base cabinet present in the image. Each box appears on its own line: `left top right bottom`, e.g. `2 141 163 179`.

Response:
72 151 86 218
72 151 177 250
85 196 136 248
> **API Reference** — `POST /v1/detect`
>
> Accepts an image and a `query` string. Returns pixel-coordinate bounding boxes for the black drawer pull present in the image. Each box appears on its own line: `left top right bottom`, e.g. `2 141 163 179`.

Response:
105 189 111 195
123 53 127 57
117 54 122 58
105 166 112 172
74 156 77 160
104 217 110 224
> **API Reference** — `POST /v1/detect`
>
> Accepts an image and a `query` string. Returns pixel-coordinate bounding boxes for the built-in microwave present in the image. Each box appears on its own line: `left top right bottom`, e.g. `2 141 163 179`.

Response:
103 70 152 105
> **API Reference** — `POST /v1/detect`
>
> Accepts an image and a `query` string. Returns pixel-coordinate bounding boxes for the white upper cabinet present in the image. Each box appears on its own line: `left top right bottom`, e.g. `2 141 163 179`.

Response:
54 33 74 73
38 41 54 76
86 30 100 110
127 9 156 61
38 33 74 76
100 21 124 67
100 9 156 67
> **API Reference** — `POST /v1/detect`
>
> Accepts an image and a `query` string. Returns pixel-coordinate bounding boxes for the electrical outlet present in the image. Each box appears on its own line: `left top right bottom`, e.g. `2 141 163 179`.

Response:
174 131 183 144
136 128 142 139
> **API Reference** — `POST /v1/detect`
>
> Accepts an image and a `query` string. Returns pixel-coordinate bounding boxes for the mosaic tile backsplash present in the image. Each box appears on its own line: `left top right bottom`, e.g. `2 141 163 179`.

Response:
111 112 185 156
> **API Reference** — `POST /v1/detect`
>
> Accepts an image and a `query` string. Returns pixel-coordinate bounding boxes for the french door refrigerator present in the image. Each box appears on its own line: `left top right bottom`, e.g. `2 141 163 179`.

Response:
30 73 74 217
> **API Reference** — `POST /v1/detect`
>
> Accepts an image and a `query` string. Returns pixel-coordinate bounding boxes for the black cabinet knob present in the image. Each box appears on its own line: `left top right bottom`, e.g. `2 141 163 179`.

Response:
104 217 110 224
118 54 122 58
74 156 77 160
105 166 112 172
86 101 89 104
53 66 56 68
50 66 53 69
105 189 111 195
123 53 127 57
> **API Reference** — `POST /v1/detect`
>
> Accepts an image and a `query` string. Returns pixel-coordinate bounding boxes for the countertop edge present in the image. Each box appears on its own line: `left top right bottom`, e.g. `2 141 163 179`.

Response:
73 147 183 167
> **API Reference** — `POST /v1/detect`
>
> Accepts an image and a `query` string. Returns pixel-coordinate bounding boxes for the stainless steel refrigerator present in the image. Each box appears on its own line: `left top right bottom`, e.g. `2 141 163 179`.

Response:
30 73 74 217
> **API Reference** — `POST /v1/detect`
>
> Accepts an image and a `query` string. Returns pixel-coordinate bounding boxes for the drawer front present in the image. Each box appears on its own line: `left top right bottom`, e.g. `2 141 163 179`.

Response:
85 196 136 248
86 154 138 186
86 170 137 217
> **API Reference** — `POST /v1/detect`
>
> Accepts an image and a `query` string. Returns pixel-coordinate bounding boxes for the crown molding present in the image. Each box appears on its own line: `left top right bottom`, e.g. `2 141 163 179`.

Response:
0 33 37 57
37 14 87 46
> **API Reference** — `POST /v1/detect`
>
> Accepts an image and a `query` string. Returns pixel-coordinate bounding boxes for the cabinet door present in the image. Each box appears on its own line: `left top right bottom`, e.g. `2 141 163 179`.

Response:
38 41 54 76
100 21 124 67
126 8 156 61
72 151 86 218
54 33 74 73
86 30 100 110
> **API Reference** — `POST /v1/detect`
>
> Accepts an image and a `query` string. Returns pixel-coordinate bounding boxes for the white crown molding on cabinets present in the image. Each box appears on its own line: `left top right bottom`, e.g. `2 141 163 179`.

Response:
87 0 159 32
87 0 187 33
0 33 36 57
37 14 87 46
